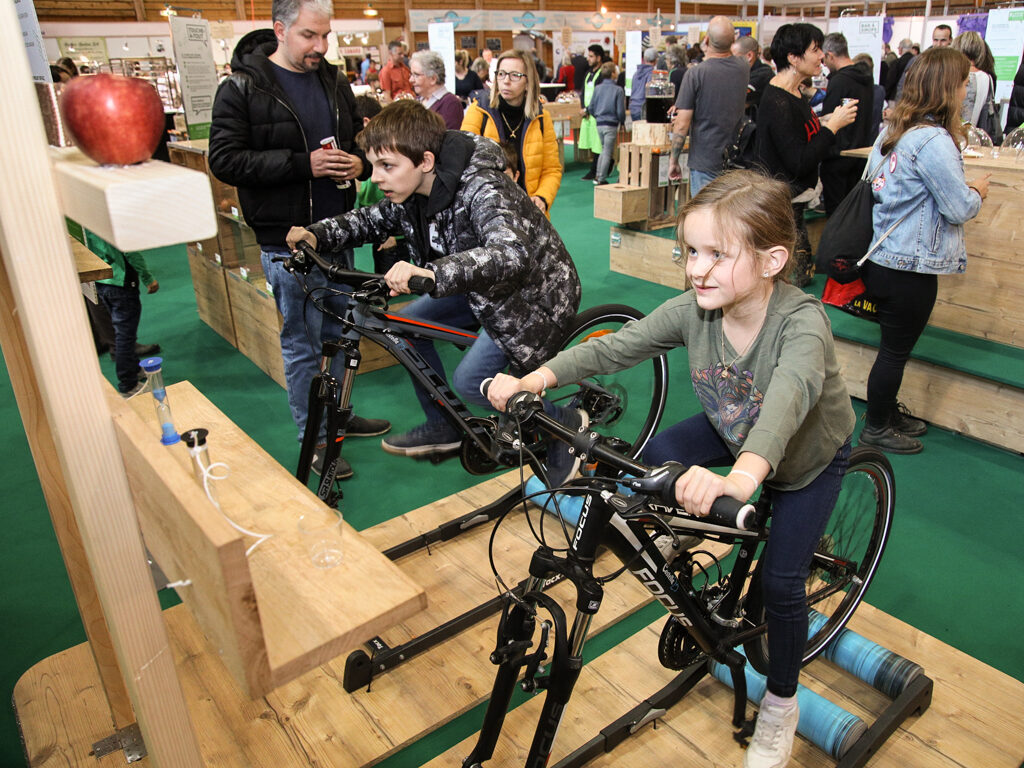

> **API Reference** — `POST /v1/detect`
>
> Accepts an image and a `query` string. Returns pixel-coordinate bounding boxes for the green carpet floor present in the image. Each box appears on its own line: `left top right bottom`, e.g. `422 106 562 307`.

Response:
1 159 1022 766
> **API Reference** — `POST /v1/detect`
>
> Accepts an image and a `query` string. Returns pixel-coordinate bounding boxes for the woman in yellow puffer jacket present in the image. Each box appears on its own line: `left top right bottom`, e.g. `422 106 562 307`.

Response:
461 49 562 216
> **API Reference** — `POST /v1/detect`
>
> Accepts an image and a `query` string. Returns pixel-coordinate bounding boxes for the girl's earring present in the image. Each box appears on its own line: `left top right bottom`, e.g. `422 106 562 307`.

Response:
762 271 770 278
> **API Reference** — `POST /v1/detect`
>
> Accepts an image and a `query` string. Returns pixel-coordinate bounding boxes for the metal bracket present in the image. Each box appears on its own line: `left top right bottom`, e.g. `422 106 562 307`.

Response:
91 722 147 763
629 706 666 734
610 231 622 248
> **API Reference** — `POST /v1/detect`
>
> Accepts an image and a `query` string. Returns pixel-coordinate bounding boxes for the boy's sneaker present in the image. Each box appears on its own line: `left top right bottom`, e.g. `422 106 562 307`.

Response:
892 403 927 437
859 424 923 455
311 445 353 480
581 170 596 181
120 381 147 399
543 407 589 488
381 421 461 457
744 697 799 768
345 415 391 437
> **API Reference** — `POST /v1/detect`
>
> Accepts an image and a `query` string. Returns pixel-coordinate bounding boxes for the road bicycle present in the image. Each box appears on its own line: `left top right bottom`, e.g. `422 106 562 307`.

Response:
462 387 896 768
274 243 670 688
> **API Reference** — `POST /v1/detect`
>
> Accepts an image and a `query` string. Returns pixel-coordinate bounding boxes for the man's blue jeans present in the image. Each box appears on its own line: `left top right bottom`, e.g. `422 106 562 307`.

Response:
689 168 717 197
398 293 507 422
96 282 142 393
261 248 352 442
643 412 850 698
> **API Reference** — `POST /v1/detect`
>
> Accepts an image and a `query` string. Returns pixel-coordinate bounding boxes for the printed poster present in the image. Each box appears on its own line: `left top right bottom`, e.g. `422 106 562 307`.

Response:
169 16 218 139
985 9 1024 103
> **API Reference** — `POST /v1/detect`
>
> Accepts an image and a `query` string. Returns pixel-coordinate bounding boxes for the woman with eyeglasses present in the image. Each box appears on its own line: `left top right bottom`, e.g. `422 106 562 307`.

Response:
462 49 562 215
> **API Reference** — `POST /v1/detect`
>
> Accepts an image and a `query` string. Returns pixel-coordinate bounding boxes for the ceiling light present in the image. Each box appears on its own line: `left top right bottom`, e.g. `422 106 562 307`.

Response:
600 5 607 13
123 40 130 51
363 3 378 16
342 34 353 45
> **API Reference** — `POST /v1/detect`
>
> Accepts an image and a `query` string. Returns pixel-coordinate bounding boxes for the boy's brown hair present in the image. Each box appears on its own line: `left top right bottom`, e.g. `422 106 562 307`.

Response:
356 100 446 165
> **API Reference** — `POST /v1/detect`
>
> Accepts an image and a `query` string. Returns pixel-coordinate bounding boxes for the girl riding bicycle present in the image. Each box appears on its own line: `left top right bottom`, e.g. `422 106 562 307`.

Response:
487 169 857 768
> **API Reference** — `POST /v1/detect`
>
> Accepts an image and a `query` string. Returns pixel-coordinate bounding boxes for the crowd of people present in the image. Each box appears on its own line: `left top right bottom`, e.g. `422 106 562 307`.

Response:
204 2 1019 763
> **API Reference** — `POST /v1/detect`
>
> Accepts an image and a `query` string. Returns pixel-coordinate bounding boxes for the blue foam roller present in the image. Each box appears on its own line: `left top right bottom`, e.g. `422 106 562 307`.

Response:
812 609 924 698
524 476 584 526
709 651 867 760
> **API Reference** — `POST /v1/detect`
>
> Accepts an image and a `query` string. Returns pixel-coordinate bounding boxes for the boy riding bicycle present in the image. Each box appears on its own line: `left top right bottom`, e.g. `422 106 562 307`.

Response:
286 100 582 481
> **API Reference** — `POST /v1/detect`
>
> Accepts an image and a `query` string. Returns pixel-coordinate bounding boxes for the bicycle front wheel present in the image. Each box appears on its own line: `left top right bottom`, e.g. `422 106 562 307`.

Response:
744 446 895 674
555 304 669 460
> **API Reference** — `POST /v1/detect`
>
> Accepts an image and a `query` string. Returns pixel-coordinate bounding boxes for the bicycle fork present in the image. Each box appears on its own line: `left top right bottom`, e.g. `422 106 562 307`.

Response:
464 495 612 767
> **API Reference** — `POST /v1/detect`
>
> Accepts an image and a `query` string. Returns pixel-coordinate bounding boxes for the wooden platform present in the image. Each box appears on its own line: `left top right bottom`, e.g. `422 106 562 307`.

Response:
427 603 1024 767
14 473 654 767
15 469 1024 767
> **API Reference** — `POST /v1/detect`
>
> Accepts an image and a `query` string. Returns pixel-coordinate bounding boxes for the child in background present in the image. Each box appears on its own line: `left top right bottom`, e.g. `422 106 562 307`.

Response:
85 230 160 398
586 61 625 185
499 141 521 184
486 170 856 768
353 94 404 273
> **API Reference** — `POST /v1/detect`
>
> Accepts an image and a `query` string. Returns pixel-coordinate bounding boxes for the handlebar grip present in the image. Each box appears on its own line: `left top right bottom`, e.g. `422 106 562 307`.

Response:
408 274 435 294
706 496 758 531
480 377 493 398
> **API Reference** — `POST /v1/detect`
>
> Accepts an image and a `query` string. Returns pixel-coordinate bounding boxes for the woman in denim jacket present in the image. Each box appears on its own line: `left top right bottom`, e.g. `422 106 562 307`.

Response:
859 47 990 454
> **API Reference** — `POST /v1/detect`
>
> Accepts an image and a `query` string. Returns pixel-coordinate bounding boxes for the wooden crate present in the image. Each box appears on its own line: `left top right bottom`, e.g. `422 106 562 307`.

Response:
608 227 688 291
631 121 670 146
594 183 649 224
186 243 236 347
215 212 260 270
619 142 687 230
226 267 287 388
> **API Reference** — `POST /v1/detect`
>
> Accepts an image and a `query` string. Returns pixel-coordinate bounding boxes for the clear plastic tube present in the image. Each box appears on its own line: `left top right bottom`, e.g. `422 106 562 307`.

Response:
140 357 180 445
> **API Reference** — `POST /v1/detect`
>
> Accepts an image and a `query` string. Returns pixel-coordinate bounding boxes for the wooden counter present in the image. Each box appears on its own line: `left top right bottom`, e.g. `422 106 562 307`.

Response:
842 147 1024 350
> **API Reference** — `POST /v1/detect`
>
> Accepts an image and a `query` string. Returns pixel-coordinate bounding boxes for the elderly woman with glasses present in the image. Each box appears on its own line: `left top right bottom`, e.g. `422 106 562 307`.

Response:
461 49 562 215
409 49 464 129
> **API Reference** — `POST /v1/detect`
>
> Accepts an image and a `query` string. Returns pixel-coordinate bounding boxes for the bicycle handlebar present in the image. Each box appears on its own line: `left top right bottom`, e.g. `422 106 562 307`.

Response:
481 381 757 530
280 240 436 294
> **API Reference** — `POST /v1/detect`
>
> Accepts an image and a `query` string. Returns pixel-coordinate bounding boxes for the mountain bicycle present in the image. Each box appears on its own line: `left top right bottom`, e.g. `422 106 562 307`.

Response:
462 387 895 768
273 243 670 689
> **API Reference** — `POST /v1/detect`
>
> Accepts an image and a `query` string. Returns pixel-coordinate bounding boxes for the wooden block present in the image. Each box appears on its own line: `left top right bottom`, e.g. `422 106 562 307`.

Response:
68 237 112 283
594 184 649 224
48 146 217 251
225 268 287 388
609 227 689 291
834 336 1024 454
105 380 427 697
631 120 670 146
186 244 236 347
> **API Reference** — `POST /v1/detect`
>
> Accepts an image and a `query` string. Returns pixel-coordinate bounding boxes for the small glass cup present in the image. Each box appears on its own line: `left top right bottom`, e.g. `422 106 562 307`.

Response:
298 513 344 569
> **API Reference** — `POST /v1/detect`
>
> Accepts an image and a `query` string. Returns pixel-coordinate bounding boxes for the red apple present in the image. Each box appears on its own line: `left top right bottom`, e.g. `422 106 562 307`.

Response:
60 73 165 166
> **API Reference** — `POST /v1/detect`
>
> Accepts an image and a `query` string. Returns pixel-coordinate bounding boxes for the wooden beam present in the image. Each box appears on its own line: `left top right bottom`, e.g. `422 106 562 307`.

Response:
0 3 202 765
133 0 146 21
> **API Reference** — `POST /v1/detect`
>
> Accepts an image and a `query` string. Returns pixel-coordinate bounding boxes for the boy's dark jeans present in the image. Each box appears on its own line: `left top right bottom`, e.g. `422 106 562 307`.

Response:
95 283 141 393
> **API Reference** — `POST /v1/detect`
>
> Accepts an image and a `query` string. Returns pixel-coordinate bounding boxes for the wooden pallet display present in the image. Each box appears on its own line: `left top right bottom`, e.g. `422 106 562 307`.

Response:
186 242 236 347
619 142 686 230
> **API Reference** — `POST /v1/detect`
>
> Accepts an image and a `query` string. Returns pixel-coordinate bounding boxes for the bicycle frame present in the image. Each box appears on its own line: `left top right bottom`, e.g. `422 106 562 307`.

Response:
295 287 504 500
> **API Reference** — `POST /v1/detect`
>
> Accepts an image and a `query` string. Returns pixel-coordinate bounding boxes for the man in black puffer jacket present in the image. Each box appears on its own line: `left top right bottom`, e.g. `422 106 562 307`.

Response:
209 0 389 480
288 101 583 481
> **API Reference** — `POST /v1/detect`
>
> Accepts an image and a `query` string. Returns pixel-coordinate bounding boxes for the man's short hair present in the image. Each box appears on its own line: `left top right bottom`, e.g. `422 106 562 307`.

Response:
853 52 874 70
934 24 952 38
771 23 824 71
388 39 404 53
354 94 382 122
734 36 759 56
272 0 332 29
599 61 616 79
588 44 605 58
823 32 849 58
898 38 914 53
643 47 658 64
665 35 679 45
356 99 445 165
410 50 445 83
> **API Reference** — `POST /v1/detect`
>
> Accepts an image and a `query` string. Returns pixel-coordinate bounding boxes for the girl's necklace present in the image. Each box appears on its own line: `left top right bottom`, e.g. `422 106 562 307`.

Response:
501 111 524 140
720 315 766 379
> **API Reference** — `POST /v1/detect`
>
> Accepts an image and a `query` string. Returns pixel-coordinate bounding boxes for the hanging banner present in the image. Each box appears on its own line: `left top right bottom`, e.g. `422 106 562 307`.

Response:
985 9 1024 103
410 9 648 33
169 16 218 139
16 0 49 82
624 29 642 91
427 21 456 94
836 16 884 86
